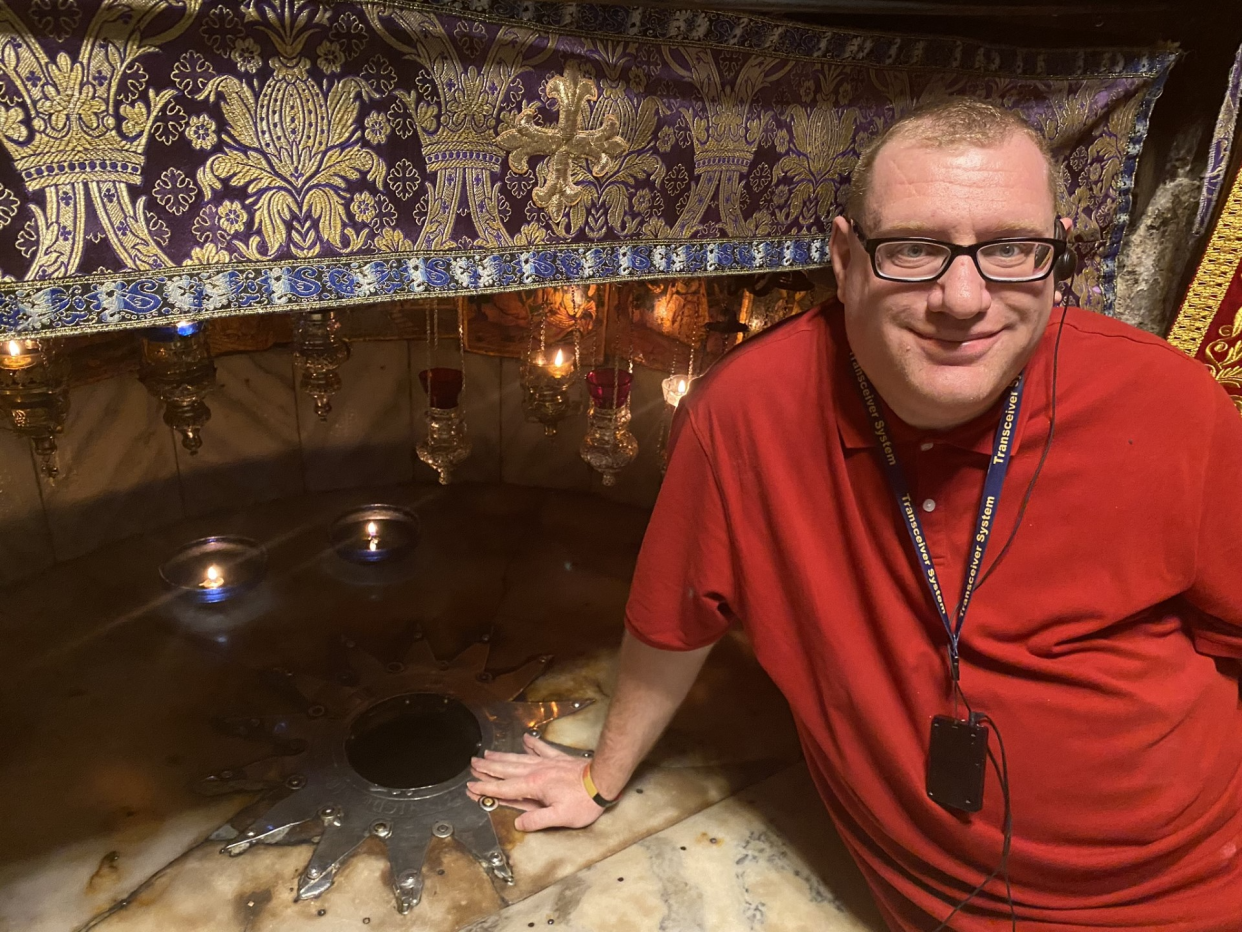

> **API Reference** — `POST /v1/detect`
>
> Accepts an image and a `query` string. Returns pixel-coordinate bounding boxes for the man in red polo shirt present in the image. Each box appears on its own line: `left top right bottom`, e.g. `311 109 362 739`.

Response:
469 99 1242 929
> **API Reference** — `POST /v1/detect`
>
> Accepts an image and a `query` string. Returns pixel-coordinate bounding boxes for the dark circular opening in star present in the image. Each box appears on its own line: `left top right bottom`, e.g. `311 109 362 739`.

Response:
345 693 482 789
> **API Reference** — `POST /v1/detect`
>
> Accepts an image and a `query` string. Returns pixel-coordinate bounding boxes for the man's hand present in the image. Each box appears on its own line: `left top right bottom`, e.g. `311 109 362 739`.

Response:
467 732 605 832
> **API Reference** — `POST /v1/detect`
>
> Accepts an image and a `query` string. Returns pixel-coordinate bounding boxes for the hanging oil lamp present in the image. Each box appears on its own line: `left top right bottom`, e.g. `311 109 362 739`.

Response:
656 340 697 475
293 310 351 420
0 337 70 479
415 304 471 484
139 319 216 455
740 271 815 338
580 364 637 487
520 295 581 437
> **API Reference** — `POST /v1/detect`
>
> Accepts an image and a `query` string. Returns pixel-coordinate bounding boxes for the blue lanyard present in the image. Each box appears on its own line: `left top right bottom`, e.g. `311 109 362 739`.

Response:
850 353 1023 683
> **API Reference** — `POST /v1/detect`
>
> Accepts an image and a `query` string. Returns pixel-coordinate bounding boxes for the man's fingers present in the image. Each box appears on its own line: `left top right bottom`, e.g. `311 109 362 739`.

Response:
471 756 537 779
523 732 581 760
498 798 541 812
514 805 567 832
467 777 537 800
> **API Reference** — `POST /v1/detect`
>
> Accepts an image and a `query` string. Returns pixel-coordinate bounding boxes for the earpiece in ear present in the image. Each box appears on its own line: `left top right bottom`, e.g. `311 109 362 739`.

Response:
1053 219 1077 283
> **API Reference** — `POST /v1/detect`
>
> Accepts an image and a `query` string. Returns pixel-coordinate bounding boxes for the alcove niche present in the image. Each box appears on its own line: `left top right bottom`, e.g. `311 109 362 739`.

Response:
0 312 888 932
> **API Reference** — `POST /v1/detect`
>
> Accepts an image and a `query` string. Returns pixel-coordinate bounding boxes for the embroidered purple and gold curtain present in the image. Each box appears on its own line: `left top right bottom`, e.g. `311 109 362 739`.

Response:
0 0 1175 338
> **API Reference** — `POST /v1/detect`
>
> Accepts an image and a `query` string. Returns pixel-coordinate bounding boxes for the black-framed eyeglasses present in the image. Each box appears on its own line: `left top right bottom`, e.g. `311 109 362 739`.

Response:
850 219 1067 284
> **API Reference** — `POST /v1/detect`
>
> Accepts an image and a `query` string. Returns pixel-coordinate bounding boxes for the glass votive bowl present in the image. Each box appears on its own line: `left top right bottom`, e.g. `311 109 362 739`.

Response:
159 536 267 604
329 504 420 564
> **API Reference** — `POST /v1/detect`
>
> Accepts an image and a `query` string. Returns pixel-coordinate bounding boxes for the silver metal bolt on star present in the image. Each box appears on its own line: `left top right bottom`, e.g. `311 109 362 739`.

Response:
432 821 453 838
488 850 515 884
395 870 424 914
372 821 392 838
286 774 307 790
479 796 499 812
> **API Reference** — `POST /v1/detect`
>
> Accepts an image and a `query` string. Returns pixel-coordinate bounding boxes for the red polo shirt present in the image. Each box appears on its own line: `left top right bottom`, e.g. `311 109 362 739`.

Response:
625 302 1242 930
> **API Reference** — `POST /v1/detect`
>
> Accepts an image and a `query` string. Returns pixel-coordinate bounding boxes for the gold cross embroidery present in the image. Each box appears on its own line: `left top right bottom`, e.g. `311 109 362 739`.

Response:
497 63 627 223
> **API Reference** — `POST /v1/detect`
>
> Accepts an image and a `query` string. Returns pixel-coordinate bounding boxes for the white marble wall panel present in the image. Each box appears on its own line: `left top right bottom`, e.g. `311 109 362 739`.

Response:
0 430 53 586
38 377 182 562
411 345 502 485
176 348 303 518
298 340 413 491
499 356 593 492
591 365 669 509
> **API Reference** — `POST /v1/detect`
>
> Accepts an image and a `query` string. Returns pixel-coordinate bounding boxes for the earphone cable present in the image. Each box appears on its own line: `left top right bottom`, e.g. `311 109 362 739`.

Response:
930 685 1016 932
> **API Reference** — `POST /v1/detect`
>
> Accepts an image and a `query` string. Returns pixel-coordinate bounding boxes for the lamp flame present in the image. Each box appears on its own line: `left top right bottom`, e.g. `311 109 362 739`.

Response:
200 564 224 589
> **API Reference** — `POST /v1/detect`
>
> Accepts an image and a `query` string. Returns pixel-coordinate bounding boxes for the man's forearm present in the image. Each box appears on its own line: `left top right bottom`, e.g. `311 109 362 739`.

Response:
588 630 715 800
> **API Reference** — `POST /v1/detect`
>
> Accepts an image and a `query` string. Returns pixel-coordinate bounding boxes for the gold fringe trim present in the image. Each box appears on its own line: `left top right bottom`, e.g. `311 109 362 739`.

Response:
1169 166 1242 355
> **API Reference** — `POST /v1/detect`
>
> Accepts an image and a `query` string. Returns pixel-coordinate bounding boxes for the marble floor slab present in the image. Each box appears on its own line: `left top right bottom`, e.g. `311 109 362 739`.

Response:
460 763 886 932
1 484 806 932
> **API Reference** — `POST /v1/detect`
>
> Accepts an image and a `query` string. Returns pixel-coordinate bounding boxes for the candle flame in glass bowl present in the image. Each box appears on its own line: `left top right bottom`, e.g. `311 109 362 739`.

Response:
540 347 573 379
662 375 692 408
1 339 36 369
201 565 224 589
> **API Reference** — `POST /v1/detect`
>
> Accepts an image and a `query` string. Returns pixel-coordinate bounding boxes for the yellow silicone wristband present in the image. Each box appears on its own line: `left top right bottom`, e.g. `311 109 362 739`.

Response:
582 762 618 808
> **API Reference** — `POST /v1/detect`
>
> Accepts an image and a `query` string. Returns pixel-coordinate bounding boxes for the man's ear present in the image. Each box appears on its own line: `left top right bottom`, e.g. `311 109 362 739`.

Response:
829 214 853 287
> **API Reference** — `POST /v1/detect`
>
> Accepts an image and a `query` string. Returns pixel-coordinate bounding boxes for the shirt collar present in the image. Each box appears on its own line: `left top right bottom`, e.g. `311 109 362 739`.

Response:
829 303 1052 458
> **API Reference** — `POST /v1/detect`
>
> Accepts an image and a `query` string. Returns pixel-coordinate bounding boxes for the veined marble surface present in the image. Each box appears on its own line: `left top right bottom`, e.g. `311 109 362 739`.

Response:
35 376 182 562
0 484 885 932
0 344 677 587
0 428 53 585
461 764 885 932
175 348 303 518
297 341 414 491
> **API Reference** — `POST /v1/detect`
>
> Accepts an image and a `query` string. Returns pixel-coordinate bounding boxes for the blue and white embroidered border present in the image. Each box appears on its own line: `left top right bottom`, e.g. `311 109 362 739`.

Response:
0 238 828 335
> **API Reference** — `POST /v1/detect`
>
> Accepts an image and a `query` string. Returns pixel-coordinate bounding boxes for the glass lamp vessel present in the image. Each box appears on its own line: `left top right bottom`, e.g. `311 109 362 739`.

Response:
416 367 470 485
139 320 216 455
580 367 637 487
294 310 351 420
520 343 578 437
0 338 70 478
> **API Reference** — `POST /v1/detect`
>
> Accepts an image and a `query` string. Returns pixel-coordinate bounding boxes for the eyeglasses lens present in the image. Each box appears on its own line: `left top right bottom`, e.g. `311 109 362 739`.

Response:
874 241 1055 282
